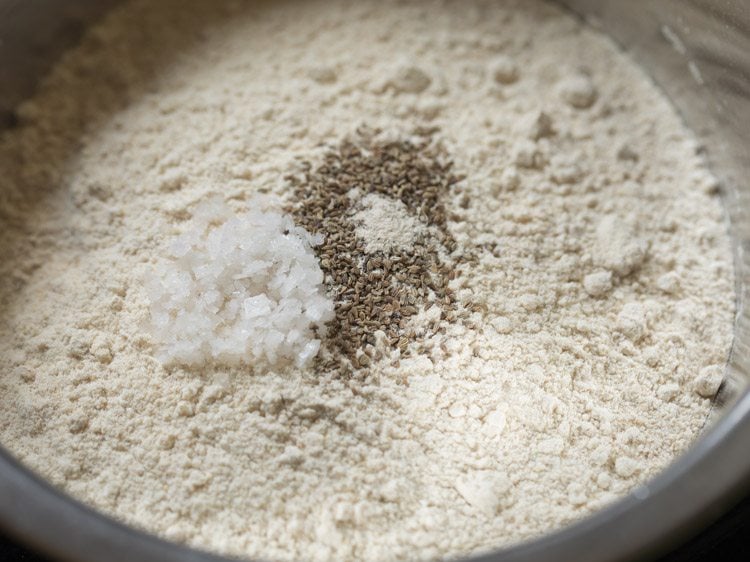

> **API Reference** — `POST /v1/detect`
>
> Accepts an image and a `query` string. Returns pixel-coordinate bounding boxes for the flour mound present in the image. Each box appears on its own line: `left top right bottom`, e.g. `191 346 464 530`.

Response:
352 193 428 254
145 198 334 368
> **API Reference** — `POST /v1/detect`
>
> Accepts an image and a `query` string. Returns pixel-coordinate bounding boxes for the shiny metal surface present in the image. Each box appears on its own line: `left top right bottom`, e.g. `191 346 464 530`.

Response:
1 1 749 561
0 1 118 125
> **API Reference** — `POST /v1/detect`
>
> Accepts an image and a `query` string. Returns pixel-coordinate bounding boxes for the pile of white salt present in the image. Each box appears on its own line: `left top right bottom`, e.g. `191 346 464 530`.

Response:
145 197 333 368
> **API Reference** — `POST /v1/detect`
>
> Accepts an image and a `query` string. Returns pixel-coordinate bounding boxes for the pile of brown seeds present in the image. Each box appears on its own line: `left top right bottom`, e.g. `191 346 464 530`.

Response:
285 128 467 373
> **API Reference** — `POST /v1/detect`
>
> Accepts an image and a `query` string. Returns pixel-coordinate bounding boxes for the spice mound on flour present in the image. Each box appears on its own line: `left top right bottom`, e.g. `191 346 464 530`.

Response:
286 128 464 372
145 198 334 367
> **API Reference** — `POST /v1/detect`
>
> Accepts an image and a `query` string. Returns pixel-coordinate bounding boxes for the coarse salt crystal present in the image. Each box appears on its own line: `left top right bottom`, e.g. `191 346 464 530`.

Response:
146 198 334 369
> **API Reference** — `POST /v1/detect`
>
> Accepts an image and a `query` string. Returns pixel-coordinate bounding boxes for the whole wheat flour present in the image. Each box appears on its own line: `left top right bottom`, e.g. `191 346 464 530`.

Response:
0 1 736 561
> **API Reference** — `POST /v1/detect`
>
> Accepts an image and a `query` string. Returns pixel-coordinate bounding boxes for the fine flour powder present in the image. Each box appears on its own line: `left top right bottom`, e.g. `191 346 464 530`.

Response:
0 1 736 561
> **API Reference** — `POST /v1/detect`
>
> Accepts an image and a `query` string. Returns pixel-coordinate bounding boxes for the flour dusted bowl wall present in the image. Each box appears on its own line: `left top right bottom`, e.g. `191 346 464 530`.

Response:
0 1 749 561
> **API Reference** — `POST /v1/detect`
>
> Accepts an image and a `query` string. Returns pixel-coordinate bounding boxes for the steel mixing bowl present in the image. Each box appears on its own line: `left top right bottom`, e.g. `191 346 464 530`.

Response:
1 1 749 561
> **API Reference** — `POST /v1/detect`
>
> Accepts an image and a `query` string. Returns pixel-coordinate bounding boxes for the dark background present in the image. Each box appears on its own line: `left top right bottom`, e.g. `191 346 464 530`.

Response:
2 495 750 562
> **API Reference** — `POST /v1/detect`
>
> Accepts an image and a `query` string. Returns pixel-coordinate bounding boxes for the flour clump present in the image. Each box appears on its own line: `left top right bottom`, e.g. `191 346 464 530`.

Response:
592 215 649 276
559 73 598 109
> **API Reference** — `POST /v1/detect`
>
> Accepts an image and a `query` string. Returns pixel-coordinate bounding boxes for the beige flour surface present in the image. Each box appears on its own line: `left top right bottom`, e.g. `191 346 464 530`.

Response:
0 1 735 561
